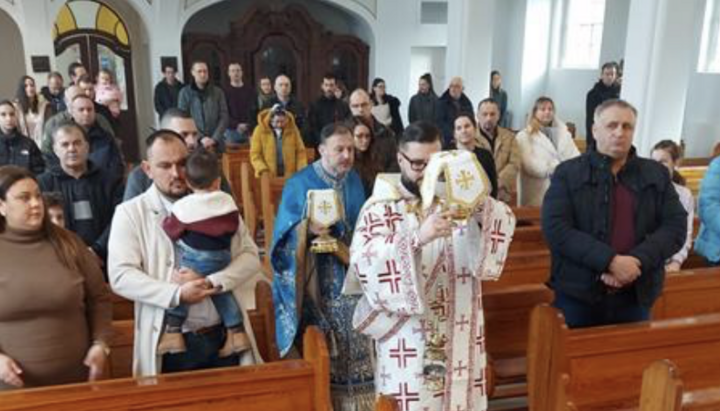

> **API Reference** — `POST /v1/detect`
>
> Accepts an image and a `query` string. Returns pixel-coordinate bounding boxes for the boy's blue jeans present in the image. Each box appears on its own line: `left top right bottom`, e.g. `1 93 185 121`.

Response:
166 241 243 329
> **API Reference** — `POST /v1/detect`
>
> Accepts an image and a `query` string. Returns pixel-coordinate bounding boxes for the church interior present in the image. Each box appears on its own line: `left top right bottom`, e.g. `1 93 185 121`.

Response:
0 0 719 410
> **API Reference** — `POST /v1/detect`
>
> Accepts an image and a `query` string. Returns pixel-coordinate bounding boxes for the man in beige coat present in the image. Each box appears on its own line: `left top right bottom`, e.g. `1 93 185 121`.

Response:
476 98 521 204
108 130 263 377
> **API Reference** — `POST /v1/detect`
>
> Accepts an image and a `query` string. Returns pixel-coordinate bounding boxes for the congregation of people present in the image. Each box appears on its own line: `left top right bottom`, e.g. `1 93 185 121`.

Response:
2 55 720 411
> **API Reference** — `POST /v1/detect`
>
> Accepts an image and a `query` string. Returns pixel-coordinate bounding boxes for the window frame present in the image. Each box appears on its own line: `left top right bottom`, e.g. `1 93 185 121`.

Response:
558 0 607 69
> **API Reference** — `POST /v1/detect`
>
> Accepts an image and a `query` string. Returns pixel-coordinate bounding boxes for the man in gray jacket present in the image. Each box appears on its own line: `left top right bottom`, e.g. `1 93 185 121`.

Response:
178 61 229 152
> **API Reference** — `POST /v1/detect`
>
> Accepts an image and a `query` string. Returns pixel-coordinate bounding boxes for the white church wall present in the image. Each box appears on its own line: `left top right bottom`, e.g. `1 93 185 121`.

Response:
682 0 720 158
492 0 528 130
374 0 447 124
0 9 27 99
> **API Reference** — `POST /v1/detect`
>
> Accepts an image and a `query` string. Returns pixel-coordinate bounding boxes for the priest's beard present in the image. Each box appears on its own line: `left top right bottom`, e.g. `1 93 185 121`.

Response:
401 174 422 198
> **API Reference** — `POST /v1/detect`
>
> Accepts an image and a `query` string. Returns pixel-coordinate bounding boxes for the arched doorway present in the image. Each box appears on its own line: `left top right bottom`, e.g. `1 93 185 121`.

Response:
53 0 139 161
0 9 26 99
182 3 369 106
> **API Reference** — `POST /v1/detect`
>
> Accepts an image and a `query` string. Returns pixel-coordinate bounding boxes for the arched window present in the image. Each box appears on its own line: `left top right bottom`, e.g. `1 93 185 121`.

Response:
53 0 139 161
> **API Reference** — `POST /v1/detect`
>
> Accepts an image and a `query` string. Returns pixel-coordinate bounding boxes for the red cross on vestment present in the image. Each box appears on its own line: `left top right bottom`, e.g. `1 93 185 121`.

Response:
455 314 470 332
364 212 384 235
378 260 402 294
391 382 420 411
389 338 418 368
361 246 377 266
383 204 403 231
456 266 472 284
454 360 468 377
489 219 506 254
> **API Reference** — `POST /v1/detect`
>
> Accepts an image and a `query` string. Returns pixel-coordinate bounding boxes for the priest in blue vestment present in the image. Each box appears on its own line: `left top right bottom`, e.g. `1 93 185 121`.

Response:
271 122 375 410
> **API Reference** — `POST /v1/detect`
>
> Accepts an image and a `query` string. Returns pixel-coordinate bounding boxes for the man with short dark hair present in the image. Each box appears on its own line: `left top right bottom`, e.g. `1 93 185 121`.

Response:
271 122 374 409
68 62 87 86
346 121 515 411
123 108 232 201
38 122 123 262
42 94 124 179
108 129 264 377
476 98 521 203
585 62 621 151
543 99 687 328
307 73 350 149
223 63 255 145
76 74 116 129
41 71 66 115
178 61 229 152
408 73 438 123
154 64 184 119
42 85 115 153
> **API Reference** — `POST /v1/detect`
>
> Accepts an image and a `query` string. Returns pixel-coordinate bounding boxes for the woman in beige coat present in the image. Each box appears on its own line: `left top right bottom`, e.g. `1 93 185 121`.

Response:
516 97 580 207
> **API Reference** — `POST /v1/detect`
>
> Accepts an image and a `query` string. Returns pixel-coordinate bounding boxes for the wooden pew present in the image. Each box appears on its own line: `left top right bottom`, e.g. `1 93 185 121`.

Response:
259 171 287 268
486 267 720 403
512 206 541 227
484 283 554 399
110 280 279 368
228 148 314 248
678 165 708 198
639 360 683 411
0 327 331 411
639 360 720 411
527 305 720 411
652 267 720 320
485 249 551 292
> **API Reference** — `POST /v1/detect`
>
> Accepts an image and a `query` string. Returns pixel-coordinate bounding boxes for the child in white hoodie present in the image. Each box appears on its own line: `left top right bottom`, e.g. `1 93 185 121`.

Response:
157 149 250 357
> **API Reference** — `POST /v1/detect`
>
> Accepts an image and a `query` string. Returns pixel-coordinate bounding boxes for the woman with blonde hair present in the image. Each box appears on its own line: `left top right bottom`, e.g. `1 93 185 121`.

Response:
516 96 580 206
0 166 112 390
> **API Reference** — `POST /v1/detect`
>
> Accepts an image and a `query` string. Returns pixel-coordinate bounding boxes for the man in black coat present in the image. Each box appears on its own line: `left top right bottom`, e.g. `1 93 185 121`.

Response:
585 62 620 151
38 122 124 262
542 99 687 328
307 73 350 149
435 76 473 148
154 64 184 120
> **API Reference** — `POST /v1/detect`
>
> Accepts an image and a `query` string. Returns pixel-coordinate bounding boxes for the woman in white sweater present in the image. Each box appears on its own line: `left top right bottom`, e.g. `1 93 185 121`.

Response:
516 96 580 206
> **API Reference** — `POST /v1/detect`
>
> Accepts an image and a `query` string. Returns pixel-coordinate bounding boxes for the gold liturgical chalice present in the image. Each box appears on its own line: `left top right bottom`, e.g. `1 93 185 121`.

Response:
420 150 491 225
307 189 342 254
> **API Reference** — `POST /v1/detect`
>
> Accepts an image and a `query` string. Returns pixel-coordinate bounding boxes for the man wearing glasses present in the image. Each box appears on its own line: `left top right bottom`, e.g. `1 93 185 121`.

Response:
345 121 516 411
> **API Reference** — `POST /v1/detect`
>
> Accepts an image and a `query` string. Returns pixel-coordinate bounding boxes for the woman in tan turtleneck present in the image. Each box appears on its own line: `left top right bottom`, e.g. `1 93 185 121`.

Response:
0 165 112 390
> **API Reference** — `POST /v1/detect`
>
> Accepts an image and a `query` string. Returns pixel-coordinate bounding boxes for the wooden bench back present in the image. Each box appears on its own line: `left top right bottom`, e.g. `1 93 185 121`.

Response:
678 165 708 197
639 360 684 411
652 267 720 320
0 327 330 411
512 206 541 227
527 305 720 411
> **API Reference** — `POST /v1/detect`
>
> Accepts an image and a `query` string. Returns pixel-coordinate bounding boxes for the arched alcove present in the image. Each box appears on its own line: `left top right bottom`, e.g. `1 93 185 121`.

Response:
52 0 152 162
0 9 26 99
181 0 372 105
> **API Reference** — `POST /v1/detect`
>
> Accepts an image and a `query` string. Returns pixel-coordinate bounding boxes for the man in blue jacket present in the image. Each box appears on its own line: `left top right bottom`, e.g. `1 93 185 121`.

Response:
542 99 687 328
695 156 720 266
